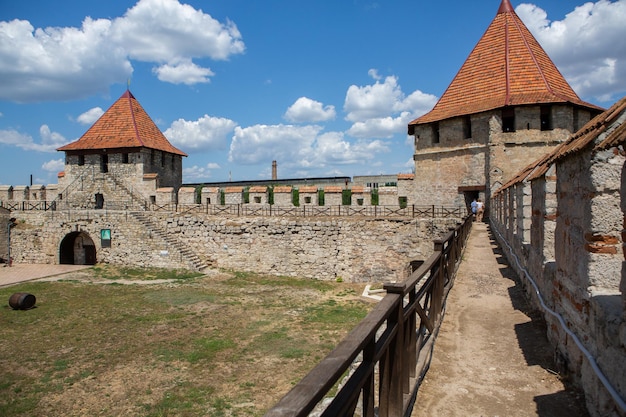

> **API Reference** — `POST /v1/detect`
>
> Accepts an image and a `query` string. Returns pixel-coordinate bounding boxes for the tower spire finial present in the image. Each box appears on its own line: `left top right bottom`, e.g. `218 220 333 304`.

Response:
498 0 514 14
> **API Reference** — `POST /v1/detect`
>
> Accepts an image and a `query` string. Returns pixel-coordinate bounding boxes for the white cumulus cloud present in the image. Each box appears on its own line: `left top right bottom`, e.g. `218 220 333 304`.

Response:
164 114 237 152
228 124 390 171
517 0 626 103
77 107 104 125
153 60 215 85
229 124 321 165
41 158 65 174
284 97 336 123
112 0 244 63
0 17 131 102
0 125 68 152
183 163 222 182
347 113 413 139
0 0 245 102
343 71 437 139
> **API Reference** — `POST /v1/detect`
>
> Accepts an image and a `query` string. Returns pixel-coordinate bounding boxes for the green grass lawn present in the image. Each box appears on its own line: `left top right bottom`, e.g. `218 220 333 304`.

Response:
0 266 371 417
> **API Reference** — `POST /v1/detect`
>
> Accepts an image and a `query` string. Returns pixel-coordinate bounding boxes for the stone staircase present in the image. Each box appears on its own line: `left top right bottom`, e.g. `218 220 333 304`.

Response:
130 211 210 272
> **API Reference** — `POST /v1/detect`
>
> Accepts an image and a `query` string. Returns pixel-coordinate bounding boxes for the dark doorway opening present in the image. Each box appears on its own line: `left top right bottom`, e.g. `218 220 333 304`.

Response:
464 191 480 214
95 193 104 209
100 154 108 173
59 232 96 265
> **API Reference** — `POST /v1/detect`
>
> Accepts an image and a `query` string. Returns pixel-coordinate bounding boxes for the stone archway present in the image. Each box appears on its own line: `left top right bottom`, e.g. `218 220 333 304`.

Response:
59 232 96 265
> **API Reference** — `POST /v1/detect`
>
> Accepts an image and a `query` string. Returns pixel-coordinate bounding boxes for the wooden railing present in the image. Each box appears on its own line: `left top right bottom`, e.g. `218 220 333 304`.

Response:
155 204 468 219
2 201 467 219
1 200 59 211
265 215 473 417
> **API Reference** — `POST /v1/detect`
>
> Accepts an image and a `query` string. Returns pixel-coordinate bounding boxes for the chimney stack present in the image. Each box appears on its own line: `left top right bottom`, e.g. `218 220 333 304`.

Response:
272 160 277 180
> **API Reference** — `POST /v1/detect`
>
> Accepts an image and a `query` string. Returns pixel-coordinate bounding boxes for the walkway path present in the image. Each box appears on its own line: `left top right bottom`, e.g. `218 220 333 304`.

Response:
411 222 589 417
0 264 91 288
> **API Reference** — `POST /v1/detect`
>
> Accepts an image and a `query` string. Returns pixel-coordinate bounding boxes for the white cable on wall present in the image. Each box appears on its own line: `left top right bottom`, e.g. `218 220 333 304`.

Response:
490 222 626 413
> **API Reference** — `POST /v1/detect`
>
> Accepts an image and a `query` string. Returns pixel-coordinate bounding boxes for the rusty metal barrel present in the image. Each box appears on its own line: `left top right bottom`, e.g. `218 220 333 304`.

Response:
9 293 36 310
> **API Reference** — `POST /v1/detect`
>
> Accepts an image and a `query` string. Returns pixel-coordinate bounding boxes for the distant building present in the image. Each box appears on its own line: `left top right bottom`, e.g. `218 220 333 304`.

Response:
352 174 397 189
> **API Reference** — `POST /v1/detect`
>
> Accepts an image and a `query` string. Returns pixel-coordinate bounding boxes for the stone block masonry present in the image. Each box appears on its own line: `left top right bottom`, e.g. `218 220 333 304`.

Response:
489 97 626 417
9 210 459 283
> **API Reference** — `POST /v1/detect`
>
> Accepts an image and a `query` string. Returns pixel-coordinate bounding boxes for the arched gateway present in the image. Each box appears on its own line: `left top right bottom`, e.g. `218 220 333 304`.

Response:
59 232 96 265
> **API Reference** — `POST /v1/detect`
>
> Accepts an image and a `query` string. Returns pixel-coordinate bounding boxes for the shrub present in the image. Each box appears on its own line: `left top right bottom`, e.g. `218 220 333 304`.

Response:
371 189 379 206
292 189 300 207
342 190 351 206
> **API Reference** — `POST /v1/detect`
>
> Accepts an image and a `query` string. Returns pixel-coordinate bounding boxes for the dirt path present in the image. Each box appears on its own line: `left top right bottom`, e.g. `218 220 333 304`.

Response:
411 222 589 417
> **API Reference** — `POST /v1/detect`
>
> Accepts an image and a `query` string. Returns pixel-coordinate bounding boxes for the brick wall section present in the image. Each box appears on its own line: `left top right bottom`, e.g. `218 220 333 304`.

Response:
490 144 626 416
248 186 268 205
224 187 243 204
9 211 190 269
411 106 594 208
273 186 292 206
30 185 46 200
516 182 531 244
12 186 28 202
298 186 318 206
324 186 343 206
0 186 12 202
378 187 398 206
200 187 220 205
8 211 459 283
351 186 371 206
0 207 9 261
156 188 175 205
177 187 196 205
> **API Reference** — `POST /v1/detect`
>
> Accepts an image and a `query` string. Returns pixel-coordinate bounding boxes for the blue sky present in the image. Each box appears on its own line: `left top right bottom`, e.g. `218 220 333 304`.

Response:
1 0 625 186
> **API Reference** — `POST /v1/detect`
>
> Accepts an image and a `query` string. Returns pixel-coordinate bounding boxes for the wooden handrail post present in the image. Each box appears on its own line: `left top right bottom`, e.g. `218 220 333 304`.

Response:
362 338 376 417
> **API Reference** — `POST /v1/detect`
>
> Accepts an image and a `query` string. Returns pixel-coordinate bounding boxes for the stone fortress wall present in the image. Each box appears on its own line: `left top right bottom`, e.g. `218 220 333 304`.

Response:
7 209 459 283
0 176 421 211
489 98 626 417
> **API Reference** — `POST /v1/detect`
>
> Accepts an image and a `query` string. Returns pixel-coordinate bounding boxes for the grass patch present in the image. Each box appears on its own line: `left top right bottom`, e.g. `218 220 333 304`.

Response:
91 264 203 281
0 268 371 417
303 299 369 329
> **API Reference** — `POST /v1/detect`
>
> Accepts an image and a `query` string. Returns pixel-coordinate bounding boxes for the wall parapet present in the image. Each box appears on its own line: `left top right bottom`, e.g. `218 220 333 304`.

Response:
489 96 626 417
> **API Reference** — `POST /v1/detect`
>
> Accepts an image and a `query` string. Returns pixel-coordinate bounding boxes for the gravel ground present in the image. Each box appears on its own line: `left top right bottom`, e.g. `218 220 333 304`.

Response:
411 222 589 417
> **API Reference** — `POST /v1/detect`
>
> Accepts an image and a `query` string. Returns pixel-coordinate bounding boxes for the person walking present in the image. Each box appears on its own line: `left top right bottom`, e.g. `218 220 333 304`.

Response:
470 198 478 219
476 198 484 222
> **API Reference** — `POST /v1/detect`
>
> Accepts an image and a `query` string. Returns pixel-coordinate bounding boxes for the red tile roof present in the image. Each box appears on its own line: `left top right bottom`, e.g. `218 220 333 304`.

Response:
249 186 268 193
273 186 292 193
408 0 602 133
224 186 243 193
58 90 187 156
324 186 344 193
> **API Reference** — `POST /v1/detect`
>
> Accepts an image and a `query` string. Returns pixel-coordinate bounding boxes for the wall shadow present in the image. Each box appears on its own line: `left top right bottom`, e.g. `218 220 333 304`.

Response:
486 226 590 417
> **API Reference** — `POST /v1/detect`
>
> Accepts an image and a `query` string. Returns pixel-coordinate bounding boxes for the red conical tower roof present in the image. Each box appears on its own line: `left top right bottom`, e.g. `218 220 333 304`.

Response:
408 0 602 132
58 90 187 156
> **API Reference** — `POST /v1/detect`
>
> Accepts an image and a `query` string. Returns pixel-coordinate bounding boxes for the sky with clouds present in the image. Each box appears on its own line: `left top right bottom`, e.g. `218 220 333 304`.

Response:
0 0 625 186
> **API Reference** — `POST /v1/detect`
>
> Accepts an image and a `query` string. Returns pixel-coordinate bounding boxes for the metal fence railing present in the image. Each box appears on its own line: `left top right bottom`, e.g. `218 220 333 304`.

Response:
1 201 467 219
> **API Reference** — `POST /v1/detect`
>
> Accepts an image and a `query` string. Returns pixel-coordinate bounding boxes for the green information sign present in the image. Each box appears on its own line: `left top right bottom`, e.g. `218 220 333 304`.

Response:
101 229 111 248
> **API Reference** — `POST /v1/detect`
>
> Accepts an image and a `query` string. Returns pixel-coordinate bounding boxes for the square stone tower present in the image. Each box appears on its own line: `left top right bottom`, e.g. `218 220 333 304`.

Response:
406 0 603 211
56 90 187 209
